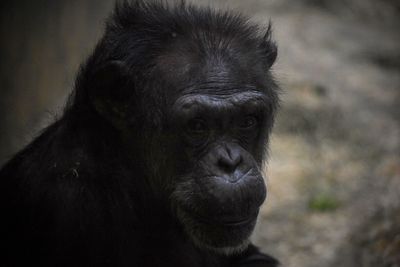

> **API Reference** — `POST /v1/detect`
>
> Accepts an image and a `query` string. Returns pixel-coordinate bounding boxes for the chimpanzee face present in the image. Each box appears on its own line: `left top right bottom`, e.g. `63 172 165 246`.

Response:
170 94 268 253
162 53 277 254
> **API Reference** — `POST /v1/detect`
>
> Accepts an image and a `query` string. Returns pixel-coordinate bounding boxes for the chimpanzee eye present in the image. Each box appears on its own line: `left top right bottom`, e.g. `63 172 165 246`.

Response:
186 118 208 134
239 115 258 129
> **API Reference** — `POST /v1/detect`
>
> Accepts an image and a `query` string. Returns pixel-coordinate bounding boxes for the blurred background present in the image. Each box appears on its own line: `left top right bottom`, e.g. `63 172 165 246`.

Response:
0 0 399 266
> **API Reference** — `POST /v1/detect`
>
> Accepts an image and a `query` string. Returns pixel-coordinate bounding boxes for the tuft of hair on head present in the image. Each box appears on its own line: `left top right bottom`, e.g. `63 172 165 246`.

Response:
259 21 278 69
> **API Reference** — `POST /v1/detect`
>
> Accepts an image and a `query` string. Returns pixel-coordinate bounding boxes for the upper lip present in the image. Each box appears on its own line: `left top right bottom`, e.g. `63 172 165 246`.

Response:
224 168 254 183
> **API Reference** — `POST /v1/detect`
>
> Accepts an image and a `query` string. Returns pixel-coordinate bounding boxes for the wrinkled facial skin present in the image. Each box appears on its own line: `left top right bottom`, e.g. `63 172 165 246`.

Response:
168 87 272 254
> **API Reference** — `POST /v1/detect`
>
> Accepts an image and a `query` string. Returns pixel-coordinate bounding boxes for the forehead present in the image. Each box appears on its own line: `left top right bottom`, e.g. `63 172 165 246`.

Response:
155 38 267 99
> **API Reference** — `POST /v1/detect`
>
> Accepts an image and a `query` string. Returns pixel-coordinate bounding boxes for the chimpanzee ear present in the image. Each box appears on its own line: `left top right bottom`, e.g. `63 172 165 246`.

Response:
88 60 131 122
259 24 278 69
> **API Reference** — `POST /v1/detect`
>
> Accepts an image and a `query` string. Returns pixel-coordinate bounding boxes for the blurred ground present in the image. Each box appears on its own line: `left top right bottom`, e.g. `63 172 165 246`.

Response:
0 1 399 266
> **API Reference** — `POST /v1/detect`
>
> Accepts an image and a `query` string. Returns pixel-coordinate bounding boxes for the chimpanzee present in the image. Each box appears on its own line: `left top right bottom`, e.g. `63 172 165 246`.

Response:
0 1 280 266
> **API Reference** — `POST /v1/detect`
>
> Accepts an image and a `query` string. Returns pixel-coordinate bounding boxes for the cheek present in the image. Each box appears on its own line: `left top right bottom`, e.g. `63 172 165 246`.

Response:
236 130 266 157
251 134 269 163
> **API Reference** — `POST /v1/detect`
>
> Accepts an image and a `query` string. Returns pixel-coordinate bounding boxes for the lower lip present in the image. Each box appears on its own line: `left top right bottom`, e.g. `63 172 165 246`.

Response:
187 210 259 227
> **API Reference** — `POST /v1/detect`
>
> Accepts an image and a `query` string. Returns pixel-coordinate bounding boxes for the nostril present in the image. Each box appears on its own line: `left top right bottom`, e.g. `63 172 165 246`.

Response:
218 154 242 173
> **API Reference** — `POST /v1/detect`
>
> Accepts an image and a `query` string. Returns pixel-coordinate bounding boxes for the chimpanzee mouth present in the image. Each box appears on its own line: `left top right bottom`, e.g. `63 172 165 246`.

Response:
182 208 259 227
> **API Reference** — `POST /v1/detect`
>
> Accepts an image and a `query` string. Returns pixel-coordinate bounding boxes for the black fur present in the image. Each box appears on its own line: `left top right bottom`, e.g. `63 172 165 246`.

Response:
0 1 279 266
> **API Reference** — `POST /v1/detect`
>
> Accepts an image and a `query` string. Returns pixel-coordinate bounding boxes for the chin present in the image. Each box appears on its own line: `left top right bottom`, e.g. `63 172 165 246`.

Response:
177 207 258 255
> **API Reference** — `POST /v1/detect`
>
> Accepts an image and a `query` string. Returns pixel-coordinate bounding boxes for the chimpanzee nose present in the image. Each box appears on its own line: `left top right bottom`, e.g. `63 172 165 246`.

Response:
217 146 242 174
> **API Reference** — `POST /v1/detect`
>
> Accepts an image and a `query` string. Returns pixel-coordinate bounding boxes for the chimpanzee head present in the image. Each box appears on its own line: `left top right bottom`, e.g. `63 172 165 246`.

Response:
77 1 278 255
